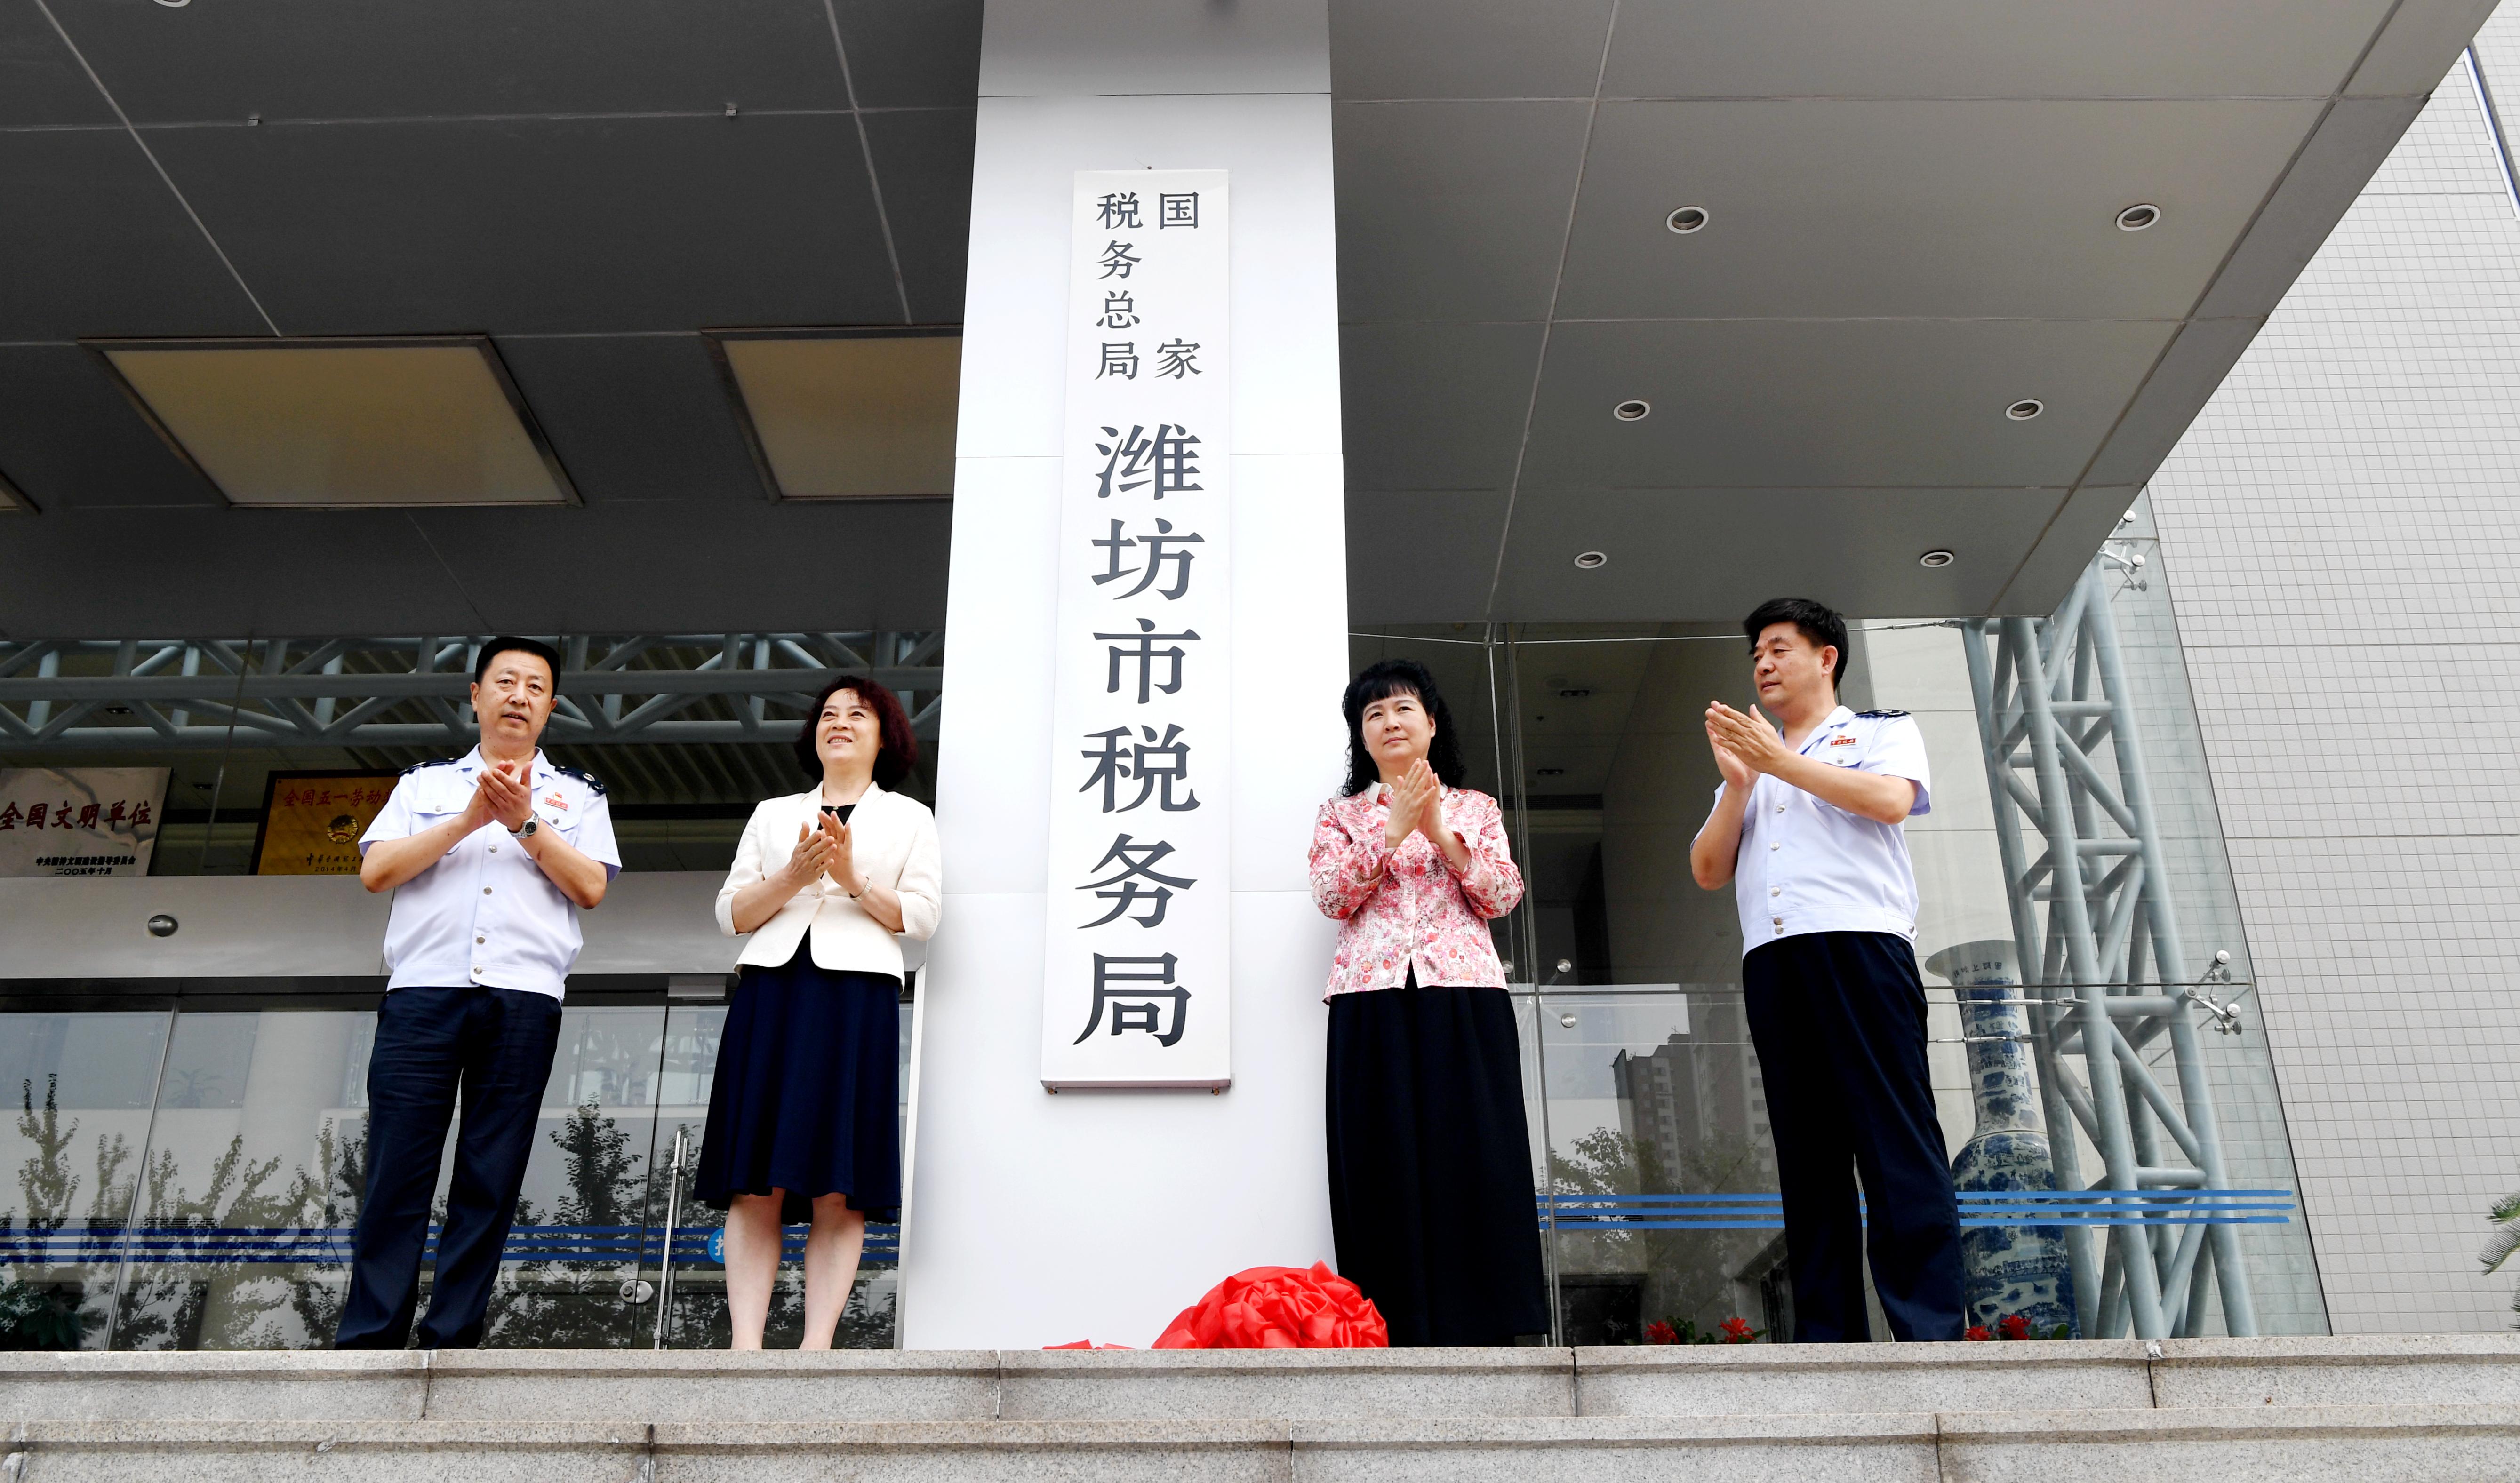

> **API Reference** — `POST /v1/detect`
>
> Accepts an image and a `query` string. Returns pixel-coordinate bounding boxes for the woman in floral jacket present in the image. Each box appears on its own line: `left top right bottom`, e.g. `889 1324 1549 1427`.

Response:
1308 657 1546 1346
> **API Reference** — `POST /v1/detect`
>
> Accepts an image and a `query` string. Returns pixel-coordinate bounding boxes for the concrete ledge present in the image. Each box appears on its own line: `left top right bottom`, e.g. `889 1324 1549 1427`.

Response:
1573 1339 2153 1415
997 1345 1576 1419
1938 1403 2520 1482
424 1348 1002 1422
2151 1334 2520 1408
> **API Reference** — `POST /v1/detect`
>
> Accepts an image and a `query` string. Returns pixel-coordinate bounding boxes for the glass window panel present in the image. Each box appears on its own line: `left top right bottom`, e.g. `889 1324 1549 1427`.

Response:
0 1009 169 1350
109 1009 369 1350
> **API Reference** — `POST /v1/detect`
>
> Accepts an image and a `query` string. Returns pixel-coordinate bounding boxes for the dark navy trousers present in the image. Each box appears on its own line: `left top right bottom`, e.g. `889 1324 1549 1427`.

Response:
335 985 561 1349
1742 931 1965 1342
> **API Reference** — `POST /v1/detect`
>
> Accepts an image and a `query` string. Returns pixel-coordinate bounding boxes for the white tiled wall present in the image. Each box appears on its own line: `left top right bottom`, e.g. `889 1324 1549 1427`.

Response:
2146 22 2520 1332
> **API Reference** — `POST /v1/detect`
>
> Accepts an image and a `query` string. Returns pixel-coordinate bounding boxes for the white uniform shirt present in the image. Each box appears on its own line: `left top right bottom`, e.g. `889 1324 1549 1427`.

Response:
1714 705 1932 955
360 748 622 998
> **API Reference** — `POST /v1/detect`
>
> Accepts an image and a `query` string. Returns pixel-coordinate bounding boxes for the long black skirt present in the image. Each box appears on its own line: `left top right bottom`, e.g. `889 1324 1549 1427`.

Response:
1326 981 1549 1346
694 942 900 1225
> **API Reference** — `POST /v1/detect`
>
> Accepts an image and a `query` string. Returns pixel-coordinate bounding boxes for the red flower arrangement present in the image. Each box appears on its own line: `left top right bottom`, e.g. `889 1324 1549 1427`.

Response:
1998 1312 2031 1341
1965 1324 1993 1341
1151 1262 1389 1349
1644 1320 1679 1345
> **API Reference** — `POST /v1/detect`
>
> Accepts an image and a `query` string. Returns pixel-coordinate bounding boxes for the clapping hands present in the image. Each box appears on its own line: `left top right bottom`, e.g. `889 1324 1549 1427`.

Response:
779 812 854 892
1704 701 1786 789
1383 757 1447 850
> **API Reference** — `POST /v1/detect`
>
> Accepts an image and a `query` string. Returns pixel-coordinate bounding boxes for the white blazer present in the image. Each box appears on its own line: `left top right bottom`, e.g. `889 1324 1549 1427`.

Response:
714 783 943 979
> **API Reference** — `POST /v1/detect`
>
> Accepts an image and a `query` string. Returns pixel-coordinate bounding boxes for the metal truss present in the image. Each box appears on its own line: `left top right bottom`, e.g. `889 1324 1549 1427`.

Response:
1960 553 2259 1341
0 633 942 752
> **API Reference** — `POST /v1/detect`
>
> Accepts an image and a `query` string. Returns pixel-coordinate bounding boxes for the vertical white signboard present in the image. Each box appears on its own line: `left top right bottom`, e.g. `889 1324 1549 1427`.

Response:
1041 169 1232 1089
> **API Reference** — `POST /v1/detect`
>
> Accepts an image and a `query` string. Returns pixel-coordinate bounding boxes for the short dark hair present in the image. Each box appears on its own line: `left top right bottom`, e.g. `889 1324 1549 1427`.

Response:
1341 658 1469 796
473 636 561 689
792 674 919 789
1743 598 1849 692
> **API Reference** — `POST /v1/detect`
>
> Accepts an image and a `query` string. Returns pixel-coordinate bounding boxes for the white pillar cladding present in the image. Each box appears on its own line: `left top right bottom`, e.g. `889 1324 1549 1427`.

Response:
901 1 1347 1347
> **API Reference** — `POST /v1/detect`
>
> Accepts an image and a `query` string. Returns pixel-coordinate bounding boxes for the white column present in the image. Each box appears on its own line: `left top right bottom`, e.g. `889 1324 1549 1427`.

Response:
899 0 1349 1348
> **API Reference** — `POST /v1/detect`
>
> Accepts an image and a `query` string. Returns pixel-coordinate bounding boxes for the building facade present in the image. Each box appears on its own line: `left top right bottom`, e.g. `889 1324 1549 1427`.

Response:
3 0 2517 1349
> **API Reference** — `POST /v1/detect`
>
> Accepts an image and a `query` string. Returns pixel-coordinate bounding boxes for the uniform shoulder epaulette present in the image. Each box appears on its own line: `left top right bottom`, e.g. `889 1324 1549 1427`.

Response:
400 757 459 776
1856 709 1909 719
551 762 608 796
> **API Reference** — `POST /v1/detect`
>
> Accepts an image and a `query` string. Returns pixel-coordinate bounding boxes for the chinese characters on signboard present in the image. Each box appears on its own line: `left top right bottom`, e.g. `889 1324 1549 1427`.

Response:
0 767 169 877
251 771 399 876
1042 169 1232 1089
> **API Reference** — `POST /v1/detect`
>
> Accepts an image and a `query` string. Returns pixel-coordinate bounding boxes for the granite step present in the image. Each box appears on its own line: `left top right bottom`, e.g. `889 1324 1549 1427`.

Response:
6 1405 2520 1483
7 1336 2520 1426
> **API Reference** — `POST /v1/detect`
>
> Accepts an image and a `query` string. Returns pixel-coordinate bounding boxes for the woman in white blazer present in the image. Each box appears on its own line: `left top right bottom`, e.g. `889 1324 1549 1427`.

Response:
695 674 941 1349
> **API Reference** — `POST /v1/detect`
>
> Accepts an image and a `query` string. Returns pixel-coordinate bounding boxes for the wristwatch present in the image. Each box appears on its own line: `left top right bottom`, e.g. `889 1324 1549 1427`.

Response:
508 816 540 839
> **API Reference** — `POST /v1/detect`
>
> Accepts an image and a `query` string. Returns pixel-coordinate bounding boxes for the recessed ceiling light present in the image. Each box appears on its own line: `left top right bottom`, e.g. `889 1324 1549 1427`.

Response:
1536 767 1567 777
2005 399 2044 421
1612 400 1650 422
1557 688 1592 699
1919 549 1956 569
1573 550 1608 569
2116 203 2161 231
1666 205 1709 234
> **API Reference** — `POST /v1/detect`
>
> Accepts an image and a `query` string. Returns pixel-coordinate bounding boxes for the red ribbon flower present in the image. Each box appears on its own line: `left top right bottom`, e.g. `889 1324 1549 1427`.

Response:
1152 1262 1390 1349
1644 1320 1679 1345
1720 1316 1754 1343
1998 1312 2032 1341
1965 1324 1993 1342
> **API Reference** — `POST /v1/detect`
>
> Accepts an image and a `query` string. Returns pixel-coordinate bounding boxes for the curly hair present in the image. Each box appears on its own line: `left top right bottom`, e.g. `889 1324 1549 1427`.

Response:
1341 658 1469 796
792 674 919 789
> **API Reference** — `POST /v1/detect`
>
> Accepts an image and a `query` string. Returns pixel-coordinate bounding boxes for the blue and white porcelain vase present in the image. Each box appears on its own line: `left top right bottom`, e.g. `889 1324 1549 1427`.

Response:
1925 939 2078 1337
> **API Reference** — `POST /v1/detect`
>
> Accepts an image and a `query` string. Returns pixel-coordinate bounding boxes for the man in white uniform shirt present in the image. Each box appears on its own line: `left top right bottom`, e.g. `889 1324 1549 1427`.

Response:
335 637 620 1349
1691 598 1963 1343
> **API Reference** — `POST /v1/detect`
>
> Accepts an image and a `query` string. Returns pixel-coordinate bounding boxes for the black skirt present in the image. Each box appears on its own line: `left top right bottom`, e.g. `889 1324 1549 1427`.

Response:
694 941 901 1225
1325 981 1549 1346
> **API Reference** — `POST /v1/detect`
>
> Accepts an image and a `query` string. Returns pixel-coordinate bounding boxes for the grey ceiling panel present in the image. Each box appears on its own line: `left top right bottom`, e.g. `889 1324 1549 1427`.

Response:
1994 486 2143 615
831 0 984 109
0 506 479 638
0 345 222 512
2347 0 2501 94
2081 317 2268 488
0 128 270 340
1346 488 1508 625
0 497 952 638
1491 487 2059 623
1333 100 1591 323
1339 321 1544 491
144 115 903 335
1520 319 2176 491
48 0 851 123
1601 0 2391 99
402 499 952 633
494 334 765 505
1329 0 1615 101
1556 99 2323 321
2196 95 2429 319
863 107 980 324
0 4 115 127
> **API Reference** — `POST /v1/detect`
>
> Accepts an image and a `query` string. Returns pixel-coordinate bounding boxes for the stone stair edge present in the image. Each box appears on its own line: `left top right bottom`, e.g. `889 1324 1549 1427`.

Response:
4 1332 2513 1381
10 1404 2520 1450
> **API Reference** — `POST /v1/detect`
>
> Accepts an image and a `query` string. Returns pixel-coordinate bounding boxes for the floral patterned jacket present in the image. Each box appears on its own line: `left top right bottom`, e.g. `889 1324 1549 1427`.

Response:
1308 784 1524 998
